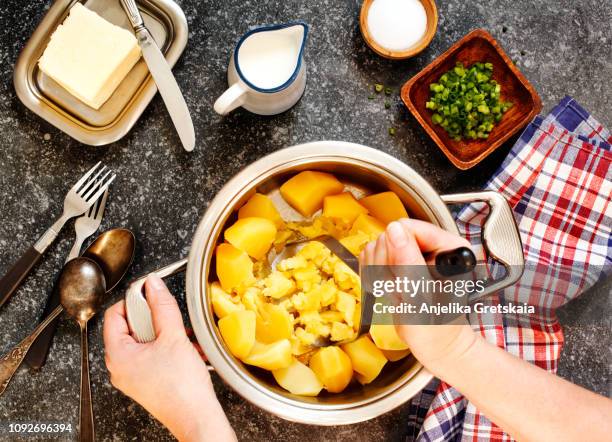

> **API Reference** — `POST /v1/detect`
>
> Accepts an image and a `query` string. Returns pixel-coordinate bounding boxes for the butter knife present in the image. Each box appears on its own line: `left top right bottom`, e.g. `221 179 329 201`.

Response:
119 0 195 152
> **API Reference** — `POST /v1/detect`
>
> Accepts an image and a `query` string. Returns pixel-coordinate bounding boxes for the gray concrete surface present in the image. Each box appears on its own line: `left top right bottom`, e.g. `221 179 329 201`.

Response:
0 0 610 440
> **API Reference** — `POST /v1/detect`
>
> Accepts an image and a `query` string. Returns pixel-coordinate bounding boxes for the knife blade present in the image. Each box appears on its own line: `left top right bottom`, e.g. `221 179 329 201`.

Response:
120 0 195 152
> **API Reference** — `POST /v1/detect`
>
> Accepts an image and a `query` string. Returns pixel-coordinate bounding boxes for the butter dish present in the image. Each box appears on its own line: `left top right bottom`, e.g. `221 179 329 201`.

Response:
14 0 188 146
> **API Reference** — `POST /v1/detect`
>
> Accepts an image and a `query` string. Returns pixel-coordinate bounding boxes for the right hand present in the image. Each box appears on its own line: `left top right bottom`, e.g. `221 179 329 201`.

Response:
103 275 236 442
361 219 478 374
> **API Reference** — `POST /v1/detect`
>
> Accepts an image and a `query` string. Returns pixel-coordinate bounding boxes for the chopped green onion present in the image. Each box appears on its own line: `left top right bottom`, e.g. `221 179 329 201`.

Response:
375 84 384 93
425 61 512 141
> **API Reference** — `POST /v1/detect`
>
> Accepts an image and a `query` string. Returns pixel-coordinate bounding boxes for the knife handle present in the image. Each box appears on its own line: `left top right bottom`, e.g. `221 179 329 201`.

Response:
119 0 145 29
24 277 62 369
0 246 42 309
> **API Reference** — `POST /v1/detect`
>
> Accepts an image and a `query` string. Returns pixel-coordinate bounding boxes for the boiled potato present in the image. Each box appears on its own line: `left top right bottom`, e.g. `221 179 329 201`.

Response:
262 272 295 299
224 217 277 260
280 171 344 217
243 339 292 370
256 304 293 344
339 231 371 256
381 348 411 362
335 291 356 327
370 324 410 351
210 281 244 318
323 192 368 223
355 372 379 385
273 358 323 396
350 213 385 236
238 193 284 228
341 336 387 383
359 192 408 225
216 243 255 292
309 346 353 393
218 310 256 359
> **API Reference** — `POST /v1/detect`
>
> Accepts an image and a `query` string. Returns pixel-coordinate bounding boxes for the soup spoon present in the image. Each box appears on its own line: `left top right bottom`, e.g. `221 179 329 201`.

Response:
0 259 105 397
59 257 106 442
26 228 136 368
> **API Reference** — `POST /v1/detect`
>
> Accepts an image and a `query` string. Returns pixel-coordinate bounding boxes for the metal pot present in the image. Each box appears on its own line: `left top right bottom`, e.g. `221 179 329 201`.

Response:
125 141 523 425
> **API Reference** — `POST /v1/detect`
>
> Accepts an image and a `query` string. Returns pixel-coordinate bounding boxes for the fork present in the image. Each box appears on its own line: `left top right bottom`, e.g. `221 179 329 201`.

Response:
25 189 109 369
0 163 115 308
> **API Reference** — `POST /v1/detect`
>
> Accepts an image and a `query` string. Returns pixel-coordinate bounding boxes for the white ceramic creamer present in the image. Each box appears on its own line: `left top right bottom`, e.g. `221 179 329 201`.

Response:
214 22 308 116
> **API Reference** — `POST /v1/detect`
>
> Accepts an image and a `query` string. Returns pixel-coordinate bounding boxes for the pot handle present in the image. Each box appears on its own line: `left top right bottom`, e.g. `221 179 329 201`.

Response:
441 191 524 296
125 259 188 343
124 258 215 371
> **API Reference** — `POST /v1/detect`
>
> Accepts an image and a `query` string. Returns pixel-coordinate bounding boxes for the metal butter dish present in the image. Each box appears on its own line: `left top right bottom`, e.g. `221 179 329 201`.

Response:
14 0 188 146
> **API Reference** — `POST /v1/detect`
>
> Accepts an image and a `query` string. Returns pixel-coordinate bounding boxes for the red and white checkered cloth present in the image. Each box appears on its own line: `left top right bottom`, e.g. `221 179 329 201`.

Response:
406 97 612 441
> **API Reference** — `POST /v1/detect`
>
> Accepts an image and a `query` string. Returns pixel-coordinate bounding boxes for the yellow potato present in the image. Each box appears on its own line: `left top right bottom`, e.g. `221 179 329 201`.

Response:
341 336 387 383
323 192 368 223
349 213 385 236
309 346 353 393
330 322 355 342
335 291 356 327
280 171 344 217
359 192 408 225
242 339 292 370
216 243 255 292
355 372 379 385
256 304 293 344
218 310 256 359
381 348 411 362
224 217 277 260
339 232 370 256
369 324 410 351
273 358 323 396
238 193 284 228
262 272 295 299
210 281 244 318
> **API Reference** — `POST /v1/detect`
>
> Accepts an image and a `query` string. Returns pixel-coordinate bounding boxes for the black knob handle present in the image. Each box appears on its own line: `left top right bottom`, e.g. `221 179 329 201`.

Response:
434 247 476 277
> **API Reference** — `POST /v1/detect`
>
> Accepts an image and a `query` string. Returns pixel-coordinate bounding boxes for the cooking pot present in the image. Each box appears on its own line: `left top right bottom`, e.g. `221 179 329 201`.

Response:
125 141 523 425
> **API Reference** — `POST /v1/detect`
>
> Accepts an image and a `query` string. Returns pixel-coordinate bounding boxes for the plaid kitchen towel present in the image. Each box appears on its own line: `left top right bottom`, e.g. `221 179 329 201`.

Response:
406 96 612 441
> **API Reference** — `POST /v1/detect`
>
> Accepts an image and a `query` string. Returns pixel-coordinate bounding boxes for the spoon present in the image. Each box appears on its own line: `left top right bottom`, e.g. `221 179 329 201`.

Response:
26 228 136 369
0 229 135 393
60 258 106 442
0 258 105 398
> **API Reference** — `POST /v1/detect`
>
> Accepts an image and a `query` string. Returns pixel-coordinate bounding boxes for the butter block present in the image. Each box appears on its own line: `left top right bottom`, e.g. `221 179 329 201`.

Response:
38 3 141 109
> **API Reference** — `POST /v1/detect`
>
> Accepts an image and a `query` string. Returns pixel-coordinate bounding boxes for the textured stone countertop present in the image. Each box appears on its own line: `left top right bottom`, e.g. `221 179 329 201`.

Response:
0 0 610 440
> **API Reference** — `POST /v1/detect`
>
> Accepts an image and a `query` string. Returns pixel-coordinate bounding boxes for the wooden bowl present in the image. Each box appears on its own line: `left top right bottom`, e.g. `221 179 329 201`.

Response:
360 0 438 60
401 29 542 169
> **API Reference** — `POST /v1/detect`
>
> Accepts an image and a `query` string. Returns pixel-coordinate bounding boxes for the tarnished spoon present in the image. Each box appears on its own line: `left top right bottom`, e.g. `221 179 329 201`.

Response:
26 228 136 368
60 258 106 442
0 258 105 397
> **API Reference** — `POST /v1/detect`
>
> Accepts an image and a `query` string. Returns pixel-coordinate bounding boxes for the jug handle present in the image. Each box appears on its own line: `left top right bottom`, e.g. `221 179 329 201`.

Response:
214 83 248 115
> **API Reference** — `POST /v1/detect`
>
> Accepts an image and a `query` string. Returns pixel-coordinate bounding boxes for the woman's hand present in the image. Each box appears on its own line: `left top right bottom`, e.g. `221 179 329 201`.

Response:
360 219 478 374
362 220 612 441
103 275 236 442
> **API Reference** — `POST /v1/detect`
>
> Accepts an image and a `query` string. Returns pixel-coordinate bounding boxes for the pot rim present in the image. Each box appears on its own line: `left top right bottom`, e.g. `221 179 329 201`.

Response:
185 141 457 424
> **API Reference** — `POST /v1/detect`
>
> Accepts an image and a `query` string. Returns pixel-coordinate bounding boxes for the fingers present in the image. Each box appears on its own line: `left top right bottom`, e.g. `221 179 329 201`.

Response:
373 234 388 265
399 219 471 255
103 300 137 354
145 274 186 338
385 221 426 266
362 240 376 265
